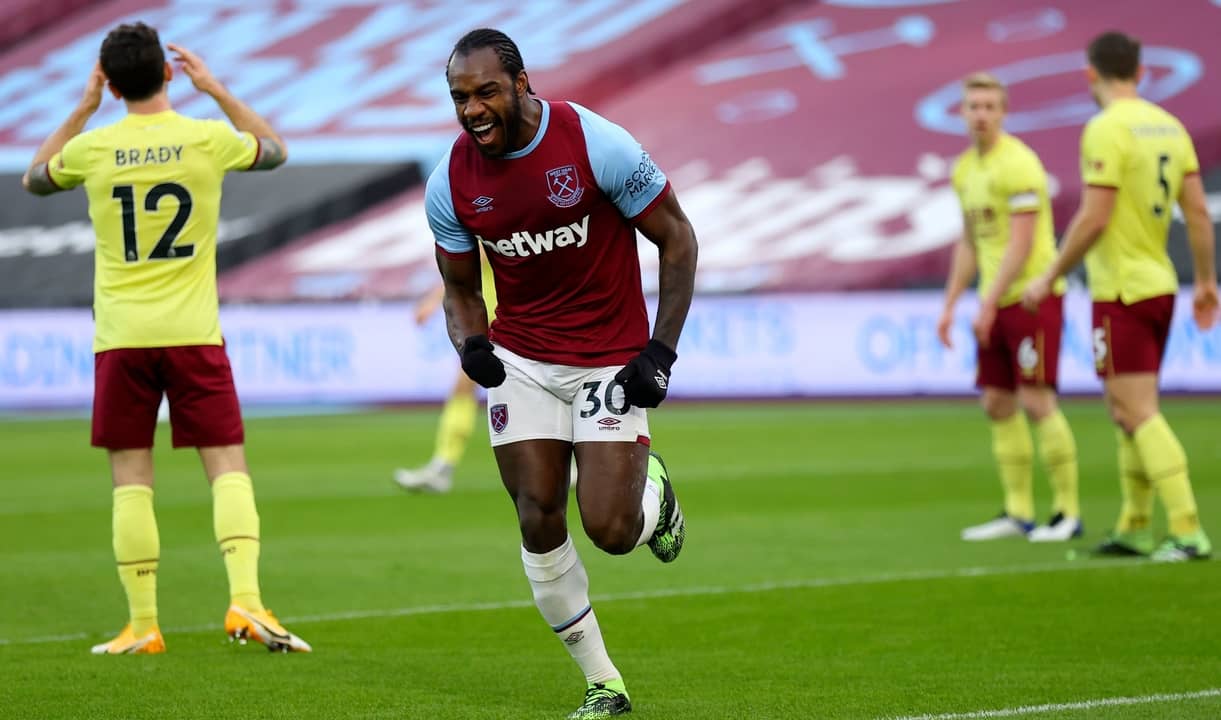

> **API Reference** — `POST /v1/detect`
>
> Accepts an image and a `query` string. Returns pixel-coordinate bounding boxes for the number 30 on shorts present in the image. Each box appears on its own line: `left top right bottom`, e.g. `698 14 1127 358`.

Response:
579 380 630 419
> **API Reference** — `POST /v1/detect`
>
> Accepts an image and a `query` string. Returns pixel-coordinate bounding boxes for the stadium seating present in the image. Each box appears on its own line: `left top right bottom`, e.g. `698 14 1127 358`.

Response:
0 0 804 307
218 0 1221 300
0 0 94 51
0 2 1218 406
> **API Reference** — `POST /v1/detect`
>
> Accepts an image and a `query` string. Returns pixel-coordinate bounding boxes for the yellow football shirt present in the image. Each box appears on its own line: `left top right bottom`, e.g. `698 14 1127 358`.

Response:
952 133 1064 306
1080 97 1198 303
480 248 498 323
48 110 259 352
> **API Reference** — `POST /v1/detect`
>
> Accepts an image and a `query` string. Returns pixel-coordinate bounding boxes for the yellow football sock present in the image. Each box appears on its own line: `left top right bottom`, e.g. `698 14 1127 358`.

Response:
1035 410 1079 518
1133 414 1200 537
113 485 159 636
434 393 477 467
212 472 264 612
991 412 1034 521
1115 428 1152 533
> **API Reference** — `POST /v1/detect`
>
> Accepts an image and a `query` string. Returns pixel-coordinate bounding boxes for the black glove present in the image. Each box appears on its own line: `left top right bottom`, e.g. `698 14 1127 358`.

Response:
460 334 506 388
613 339 677 409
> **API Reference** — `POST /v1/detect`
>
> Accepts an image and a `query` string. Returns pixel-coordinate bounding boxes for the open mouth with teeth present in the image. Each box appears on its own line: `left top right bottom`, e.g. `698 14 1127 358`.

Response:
469 120 498 146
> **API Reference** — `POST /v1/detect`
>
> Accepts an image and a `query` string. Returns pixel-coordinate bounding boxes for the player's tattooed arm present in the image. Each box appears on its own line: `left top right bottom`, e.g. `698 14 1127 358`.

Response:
636 189 698 350
22 163 61 196
22 63 105 196
436 249 490 352
249 138 287 171
169 44 288 170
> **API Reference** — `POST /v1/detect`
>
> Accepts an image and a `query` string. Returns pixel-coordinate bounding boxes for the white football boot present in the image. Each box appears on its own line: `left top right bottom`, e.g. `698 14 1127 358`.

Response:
1028 512 1084 543
961 513 1034 541
393 459 453 493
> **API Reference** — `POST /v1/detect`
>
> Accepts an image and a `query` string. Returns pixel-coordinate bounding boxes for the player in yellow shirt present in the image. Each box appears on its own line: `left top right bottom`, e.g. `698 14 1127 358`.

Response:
394 250 498 492
1024 32 1218 561
22 23 311 652
939 73 1081 543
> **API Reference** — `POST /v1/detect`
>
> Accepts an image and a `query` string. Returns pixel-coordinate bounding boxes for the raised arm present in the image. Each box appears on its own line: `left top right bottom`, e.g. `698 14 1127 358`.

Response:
21 64 105 195
169 43 287 170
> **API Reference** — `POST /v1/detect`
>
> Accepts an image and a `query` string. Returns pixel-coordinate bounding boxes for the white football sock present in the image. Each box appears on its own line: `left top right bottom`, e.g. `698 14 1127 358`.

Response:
522 536 619 684
634 476 662 549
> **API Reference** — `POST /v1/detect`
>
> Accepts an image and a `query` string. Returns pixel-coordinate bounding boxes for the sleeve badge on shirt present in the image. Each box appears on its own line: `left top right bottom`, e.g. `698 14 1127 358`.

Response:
546 165 584 208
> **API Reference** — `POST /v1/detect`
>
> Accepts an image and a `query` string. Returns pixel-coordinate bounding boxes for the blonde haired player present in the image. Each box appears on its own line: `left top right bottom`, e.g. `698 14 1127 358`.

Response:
1024 32 1217 561
22 23 309 653
940 72 1082 543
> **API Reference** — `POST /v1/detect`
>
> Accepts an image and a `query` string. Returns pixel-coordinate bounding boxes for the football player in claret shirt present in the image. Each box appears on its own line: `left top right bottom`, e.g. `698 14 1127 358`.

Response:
1024 31 1218 561
22 23 309 653
940 72 1081 543
426 29 698 719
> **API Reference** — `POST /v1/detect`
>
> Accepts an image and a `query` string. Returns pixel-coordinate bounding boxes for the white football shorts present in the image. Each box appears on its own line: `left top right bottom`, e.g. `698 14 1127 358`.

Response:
486 343 650 447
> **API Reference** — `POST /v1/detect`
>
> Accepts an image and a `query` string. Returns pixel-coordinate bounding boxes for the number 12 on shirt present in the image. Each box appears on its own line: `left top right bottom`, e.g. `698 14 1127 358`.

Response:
111 182 195 262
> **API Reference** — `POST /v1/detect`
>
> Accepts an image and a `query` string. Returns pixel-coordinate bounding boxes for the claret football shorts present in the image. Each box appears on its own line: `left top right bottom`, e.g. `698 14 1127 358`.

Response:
976 294 1063 391
92 344 245 449
1091 295 1175 378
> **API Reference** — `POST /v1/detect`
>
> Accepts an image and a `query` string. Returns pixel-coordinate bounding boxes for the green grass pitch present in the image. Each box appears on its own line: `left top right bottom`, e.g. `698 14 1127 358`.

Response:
1 399 1219 719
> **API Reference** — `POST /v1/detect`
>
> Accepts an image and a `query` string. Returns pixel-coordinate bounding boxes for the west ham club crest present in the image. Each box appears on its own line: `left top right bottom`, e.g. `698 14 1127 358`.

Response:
490 403 509 434
545 165 584 208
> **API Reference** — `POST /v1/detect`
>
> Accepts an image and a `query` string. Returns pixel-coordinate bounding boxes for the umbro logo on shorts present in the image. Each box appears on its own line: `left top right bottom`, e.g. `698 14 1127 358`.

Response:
597 417 621 427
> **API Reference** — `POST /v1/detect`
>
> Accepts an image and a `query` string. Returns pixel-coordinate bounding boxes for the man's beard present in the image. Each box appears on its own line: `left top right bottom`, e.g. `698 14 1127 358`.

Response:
471 93 527 158
481 92 520 157
498 93 524 156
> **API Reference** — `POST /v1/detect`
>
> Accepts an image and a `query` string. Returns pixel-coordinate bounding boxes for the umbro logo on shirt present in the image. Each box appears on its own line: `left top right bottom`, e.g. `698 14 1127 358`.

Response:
472 196 495 213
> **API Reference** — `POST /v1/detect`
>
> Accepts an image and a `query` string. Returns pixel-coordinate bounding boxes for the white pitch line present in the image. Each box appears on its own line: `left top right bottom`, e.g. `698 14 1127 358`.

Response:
881 688 1221 719
0 558 1147 646
0 632 89 645
0 560 1144 643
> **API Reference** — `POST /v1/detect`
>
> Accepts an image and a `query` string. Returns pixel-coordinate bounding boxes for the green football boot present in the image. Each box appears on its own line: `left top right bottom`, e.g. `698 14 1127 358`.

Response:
645 450 685 563
567 680 631 719
1151 531 1213 562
